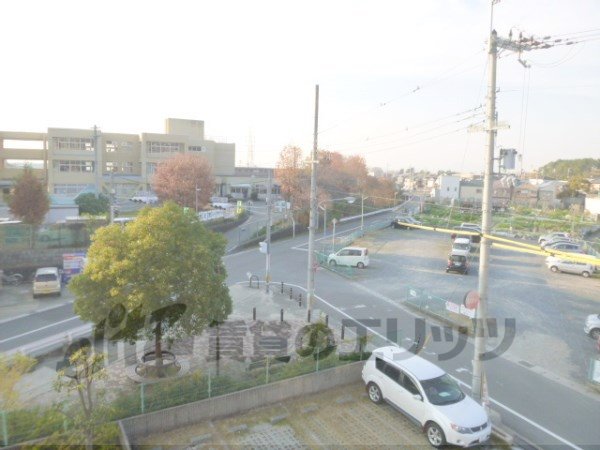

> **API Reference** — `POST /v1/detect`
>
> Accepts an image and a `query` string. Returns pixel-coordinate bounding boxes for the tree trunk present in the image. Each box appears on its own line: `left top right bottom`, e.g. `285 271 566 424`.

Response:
155 321 164 377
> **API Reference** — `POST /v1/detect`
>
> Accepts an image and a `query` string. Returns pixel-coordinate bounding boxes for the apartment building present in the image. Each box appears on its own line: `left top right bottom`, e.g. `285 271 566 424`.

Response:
0 118 235 200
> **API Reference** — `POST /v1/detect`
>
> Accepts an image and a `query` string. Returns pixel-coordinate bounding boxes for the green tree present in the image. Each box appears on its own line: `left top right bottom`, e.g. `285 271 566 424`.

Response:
70 202 232 376
8 166 50 246
75 193 110 215
51 347 112 450
0 353 36 410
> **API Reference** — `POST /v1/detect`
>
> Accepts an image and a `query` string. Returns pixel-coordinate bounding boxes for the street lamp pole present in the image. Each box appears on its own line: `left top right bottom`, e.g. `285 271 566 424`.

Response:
306 85 319 318
195 184 200 213
331 218 337 253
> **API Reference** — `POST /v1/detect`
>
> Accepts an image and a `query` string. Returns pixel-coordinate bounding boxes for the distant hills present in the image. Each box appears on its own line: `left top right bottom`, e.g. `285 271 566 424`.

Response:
538 158 600 179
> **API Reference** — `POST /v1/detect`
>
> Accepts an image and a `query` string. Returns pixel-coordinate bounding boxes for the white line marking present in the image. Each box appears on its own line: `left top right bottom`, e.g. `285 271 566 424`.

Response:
269 280 585 450
452 378 584 450
0 316 82 344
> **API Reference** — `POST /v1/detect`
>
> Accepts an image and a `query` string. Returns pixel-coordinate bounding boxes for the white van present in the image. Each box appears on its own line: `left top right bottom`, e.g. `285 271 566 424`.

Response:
362 346 491 447
545 257 595 278
33 267 62 298
451 238 471 257
327 247 369 268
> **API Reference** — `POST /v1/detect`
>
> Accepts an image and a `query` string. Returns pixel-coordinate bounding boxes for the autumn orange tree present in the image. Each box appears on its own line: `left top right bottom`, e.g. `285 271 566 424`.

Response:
8 166 50 246
151 153 215 209
276 146 398 225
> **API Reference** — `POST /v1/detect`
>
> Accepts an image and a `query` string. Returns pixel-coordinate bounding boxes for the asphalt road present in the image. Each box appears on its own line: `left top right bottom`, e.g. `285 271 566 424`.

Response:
2 211 599 448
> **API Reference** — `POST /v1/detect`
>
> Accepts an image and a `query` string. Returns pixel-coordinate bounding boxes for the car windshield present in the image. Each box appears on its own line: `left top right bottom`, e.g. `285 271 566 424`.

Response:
420 374 465 405
453 243 469 250
35 274 57 282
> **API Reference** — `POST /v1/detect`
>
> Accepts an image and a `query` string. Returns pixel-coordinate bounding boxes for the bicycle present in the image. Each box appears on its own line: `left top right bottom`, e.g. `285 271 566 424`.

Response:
1 272 24 286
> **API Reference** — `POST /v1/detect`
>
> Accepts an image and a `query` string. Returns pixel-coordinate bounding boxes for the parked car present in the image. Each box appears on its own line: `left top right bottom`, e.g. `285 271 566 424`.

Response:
452 226 481 244
538 232 570 246
446 254 468 275
460 223 481 232
540 237 578 249
584 314 600 340
327 247 369 268
362 346 491 448
544 242 583 253
451 238 471 257
545 257 595 278
33 267 62 298
392 216 422 229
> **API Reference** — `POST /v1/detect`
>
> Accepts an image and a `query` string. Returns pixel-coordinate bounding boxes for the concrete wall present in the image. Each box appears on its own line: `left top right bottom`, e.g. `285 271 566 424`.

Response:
120 361 363 445
0 247 87 271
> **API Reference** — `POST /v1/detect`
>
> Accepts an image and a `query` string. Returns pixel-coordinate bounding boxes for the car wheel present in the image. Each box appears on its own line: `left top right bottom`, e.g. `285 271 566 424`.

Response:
590 328 600 340
357 262 365 269
445 269 449 273
582 271 590 278
550 266 558 273
425 422 446 448
329 260 337 267
366 382 383 404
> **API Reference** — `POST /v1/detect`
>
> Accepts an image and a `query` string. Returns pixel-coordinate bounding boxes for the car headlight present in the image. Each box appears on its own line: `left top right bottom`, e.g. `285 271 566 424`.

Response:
450 423 472 434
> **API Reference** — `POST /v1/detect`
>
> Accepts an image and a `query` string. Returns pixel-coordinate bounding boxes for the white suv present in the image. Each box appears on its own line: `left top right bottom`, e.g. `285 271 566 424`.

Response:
362 346 490 448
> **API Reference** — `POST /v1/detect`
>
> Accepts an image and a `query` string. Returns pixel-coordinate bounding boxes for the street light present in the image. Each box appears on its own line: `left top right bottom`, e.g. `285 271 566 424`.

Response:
195 184 201 213
319 196 355 237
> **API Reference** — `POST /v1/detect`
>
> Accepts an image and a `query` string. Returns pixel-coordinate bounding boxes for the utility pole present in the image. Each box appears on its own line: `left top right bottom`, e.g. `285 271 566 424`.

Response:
471 16 559 403
306 85 319 318
265 170 272 291
472 28 497 403
109 168 115 224
93 125 101 198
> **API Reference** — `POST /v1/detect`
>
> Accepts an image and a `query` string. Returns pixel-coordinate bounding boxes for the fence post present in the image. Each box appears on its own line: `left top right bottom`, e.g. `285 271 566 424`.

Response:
265 356 270 384
341 324 345 340
140 384 145 414
289 287 293 299
253 307 256 321
316 347 320 372
1 410 8 447
280 308 284 322
208 368 212 398
281 282 284 294
298 294 302 307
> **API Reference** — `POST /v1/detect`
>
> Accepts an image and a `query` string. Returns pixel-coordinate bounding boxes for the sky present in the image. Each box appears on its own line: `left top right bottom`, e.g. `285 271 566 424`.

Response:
1 0 599 174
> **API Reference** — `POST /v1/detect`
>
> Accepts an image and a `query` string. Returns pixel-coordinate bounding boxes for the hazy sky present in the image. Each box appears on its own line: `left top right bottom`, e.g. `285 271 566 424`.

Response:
1 0 599 174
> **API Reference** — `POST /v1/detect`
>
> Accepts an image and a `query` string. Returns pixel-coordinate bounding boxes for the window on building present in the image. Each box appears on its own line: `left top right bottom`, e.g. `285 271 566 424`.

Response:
188 145 205 152
147 163 157 175
106 141 134 152
53 160 94 172
476 189 482 194
105 161 134 174
5 159 44 169
53 184 89 195
146 141 184 153
52 137 94 151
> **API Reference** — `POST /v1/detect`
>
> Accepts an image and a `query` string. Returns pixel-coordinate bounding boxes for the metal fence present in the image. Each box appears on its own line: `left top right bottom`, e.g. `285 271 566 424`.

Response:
402 286 474 331
0 222 98 251
0 353 360 447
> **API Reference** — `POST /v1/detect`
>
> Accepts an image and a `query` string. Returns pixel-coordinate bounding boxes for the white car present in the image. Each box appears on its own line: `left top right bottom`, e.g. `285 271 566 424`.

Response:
538 232 570 246
33 267 62 298
584 314 600 340
327 247 369 268
451 238 471 257
362 346 491 448
545 257 595 278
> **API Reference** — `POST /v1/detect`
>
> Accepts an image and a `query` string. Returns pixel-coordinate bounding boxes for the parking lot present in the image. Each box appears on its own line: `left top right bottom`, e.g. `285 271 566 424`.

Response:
346 227 600 385
139 382 508 448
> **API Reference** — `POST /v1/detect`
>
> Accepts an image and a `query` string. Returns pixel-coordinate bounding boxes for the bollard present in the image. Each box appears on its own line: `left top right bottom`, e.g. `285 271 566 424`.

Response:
253 307 256 321
325 314 329 326
307 309 311 323
298 294 302 307
280 308 284 322
341 324 345 340
289 287 293 299
281 282 284 294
